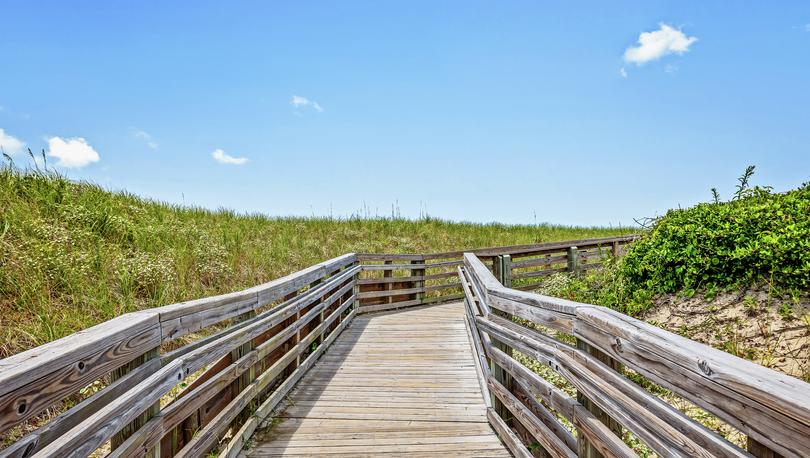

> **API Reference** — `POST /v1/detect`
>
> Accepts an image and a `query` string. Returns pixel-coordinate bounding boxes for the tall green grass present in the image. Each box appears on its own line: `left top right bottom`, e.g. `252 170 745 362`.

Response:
0 166 630 356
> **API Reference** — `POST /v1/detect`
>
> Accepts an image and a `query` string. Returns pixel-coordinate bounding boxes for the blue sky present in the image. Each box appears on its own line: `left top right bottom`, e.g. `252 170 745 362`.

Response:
1 1 809 226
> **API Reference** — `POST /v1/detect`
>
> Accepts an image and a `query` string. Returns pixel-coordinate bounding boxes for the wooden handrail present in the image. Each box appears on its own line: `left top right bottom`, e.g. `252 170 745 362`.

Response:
461 252 810 458
0 253 359 458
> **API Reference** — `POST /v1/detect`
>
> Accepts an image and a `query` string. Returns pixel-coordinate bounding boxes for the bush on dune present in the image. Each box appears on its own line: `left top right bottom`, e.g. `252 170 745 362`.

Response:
620 176 810 295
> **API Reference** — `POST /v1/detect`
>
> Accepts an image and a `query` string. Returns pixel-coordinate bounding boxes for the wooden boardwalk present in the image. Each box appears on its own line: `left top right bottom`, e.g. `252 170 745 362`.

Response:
243 302 510 457
7 238 806 457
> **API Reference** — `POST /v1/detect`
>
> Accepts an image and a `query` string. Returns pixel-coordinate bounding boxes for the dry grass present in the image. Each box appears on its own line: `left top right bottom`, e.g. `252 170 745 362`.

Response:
0 166 631 357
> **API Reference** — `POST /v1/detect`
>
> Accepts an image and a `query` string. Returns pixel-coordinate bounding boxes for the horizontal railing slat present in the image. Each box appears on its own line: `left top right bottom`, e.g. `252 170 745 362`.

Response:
462 250 810 458
0 313 161 436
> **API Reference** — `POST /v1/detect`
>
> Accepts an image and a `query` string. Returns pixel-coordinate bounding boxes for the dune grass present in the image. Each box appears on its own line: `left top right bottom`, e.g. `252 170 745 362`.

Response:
0 166 631 356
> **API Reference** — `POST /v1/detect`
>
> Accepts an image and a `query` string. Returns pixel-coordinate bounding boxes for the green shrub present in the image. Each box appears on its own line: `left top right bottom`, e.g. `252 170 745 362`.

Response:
620 183 810 294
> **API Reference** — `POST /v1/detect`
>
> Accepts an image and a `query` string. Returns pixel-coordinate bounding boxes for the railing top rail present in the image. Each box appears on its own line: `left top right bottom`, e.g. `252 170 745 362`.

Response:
357 234 639 261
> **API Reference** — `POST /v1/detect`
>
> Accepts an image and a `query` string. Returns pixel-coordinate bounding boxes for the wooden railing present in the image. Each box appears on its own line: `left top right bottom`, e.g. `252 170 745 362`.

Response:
460 252 810 458
357 235 637 313
9 234 806 458
0 254 359 458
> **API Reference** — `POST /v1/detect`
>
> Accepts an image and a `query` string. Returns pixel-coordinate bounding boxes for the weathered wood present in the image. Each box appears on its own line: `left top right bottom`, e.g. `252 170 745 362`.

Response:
240 303 508 458
411 259 426 303
486 344 573 421
177 296 355 457
0 311 158 396
360 260 464 271
29 277 356 456
357 298 423 314
512 266 568 281
575 339 620 458
230 309 257 425
476 312 749 457
459 267 493 410
0 358 161 458
575 306 810 457
155 254 355 338
464 313 492 409
511 254 569 270
489 377 576 458
355 235 637 263
355 283 459 300
160 350 258 439
488 255 514 425
512 378 577 453
32 359 186 457
748 437 785 458
356 271 456 285
425 235 638 260
106 415 164 458
110 346 161 457
219 307 357 458
0 313 160 435
487 287 577 333
487 407 534 458
567 246 579 274
502 254 513 288
159 263 359 341
572 404 636 458
9 240 810 458
422 291 463 304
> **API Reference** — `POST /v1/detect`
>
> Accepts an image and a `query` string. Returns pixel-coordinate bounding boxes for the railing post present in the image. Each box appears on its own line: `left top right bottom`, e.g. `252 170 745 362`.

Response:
232 309 257 421
491 255 502 280
576 339 623 458
502 255 512 288
490 255 514 423
351 272 360 310
383 260 393 305
747 437 785 458
411 259 425 304
567 246 579 274
111 346 161 457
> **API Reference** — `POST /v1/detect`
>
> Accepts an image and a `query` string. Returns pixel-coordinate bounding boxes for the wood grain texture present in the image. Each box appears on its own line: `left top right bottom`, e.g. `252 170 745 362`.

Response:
242 302 510 458
360 235 637 261
575 306 810 457
464 249 810 458
1 360 161 458
0 314 160 436
488 377 576 458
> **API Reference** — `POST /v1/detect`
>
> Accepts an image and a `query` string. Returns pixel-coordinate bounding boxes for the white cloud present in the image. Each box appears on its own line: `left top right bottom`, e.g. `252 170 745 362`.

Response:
133 129 158 149
0 128 25 155
624 23 697 65
212 148 248 165
619 67 628 78
291 95 324 113
665 63 679 74
47 136 100 168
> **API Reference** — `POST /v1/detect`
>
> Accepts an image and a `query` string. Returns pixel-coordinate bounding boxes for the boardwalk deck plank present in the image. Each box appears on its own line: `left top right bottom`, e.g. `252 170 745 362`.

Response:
243 303 511 457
